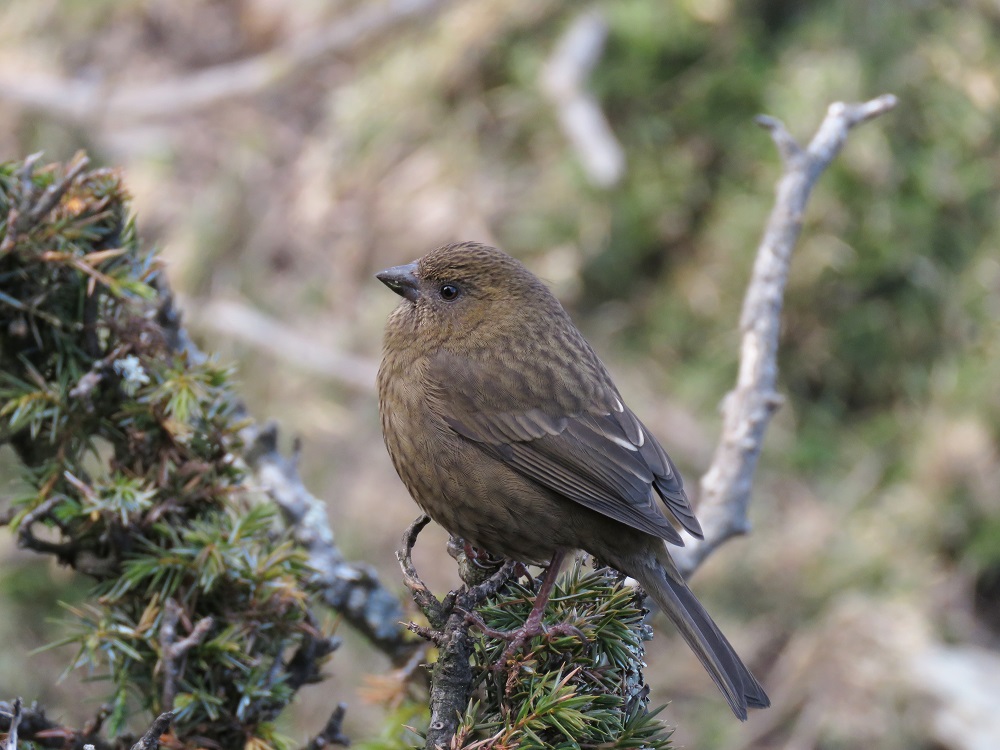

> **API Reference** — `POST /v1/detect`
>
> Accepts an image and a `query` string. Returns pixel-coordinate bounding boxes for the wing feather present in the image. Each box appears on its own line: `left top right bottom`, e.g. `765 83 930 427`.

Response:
432 352 703 543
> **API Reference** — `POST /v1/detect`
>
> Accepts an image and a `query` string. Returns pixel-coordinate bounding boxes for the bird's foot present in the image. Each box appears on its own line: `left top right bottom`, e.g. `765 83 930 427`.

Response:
511 561 532 580
462 542 505 570
493 621 588 674
461 550 585 675
462 607 587 674
459 545 536 584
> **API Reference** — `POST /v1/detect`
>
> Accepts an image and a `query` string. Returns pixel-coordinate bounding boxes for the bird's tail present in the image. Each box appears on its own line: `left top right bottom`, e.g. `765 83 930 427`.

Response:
629 551 770 721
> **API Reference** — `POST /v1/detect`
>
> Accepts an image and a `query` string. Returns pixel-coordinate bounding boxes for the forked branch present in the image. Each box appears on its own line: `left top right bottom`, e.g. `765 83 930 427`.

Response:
675 94 898 578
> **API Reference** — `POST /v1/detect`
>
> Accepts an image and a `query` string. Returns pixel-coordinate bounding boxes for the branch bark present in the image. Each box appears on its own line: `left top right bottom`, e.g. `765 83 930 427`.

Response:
304 703 349 750
158 600 213 713
540 8 625 188
244 422 417 665
674 94 898 578
6 698 21 750
0 700 110 750
0 0 453 123
128 713 173 750
396 517 518 750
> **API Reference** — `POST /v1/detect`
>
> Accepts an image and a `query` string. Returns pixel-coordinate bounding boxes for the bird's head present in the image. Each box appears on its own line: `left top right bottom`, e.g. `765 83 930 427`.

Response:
377 242 564 347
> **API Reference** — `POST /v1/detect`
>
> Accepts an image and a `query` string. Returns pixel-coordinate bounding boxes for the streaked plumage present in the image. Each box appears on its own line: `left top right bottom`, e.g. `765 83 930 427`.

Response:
376 241 769 719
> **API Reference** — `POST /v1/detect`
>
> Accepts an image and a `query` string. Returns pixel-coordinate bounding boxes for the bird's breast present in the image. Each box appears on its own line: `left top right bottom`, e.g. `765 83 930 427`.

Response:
377 353 586 562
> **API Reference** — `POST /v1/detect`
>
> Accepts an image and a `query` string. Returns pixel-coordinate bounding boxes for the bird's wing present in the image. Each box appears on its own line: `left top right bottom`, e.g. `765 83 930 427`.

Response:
429 352 703 544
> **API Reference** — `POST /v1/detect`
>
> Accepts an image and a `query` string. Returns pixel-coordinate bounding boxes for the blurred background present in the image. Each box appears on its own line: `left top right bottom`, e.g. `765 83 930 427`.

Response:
1 0 999 747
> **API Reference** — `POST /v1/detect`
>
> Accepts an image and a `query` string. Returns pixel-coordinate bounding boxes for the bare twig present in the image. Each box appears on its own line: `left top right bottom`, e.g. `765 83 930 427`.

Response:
304 703 350 750
244 422 416 664
0 700 111 750
158 600 213 713
17 480 122 578
128 712 173 750
406 621 447 647
395 518 518 750
26 152 91 225
0 0 453 123
397 515 453 629
540 8 624 188
284 615 340 692
80 706 110 739
674 94 898 578
195 299 377 393
16 497 76 561
6 698 22 750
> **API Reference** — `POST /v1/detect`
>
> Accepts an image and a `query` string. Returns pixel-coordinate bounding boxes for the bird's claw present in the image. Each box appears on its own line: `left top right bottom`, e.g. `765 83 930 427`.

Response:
511 562 532 580
461 607 588 674
459 607 511 641
462 542 505 570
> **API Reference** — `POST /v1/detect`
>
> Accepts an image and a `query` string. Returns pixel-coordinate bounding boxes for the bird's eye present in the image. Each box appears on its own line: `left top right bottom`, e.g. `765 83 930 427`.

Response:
439 283 461 301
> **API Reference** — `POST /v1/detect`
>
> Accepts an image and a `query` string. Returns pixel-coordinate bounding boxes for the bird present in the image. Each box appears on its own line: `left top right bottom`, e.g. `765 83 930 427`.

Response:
376 241 769 720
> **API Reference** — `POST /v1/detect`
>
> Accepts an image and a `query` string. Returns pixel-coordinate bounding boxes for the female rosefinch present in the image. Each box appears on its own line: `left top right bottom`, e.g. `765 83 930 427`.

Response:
377 241 768 719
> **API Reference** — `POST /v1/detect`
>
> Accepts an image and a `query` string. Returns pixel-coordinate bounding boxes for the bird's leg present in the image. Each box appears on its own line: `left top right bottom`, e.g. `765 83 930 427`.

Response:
516 548 566 635
463 549 586 671
508 560 533 581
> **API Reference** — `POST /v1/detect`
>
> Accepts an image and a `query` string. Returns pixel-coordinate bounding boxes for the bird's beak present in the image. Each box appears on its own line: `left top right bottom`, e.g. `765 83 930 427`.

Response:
376 262 420 302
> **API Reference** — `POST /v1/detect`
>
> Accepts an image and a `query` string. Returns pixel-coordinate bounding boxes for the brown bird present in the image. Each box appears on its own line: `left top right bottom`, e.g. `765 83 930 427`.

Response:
376 241 769 720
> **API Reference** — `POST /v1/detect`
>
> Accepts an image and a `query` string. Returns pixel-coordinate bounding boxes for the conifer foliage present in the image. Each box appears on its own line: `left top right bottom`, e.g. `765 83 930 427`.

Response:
0 154 330 750
457 562 673 749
